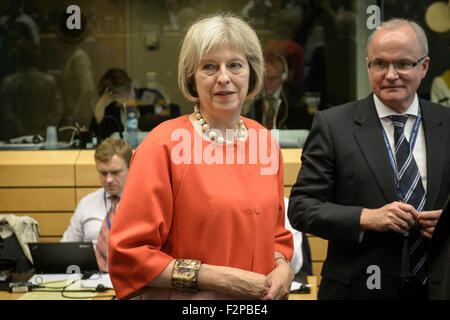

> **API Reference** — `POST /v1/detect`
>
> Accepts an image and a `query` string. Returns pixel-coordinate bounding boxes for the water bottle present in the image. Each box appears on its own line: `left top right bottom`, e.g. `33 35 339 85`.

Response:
127 108 138 149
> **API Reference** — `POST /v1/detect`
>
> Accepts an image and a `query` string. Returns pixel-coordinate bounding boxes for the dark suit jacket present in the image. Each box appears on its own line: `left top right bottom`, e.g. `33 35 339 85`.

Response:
429 194 450 299
288 94 450 299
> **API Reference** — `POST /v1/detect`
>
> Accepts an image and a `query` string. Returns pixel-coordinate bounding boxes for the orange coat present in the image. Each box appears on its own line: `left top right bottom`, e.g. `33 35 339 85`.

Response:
108 115 293 299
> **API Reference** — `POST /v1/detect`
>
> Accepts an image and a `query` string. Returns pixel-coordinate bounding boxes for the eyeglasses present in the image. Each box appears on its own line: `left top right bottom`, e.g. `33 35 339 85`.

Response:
367 56 426 72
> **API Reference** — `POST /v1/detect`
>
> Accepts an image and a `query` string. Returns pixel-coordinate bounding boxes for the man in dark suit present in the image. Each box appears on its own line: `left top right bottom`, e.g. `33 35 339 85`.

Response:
244 53 311 130
288 18 450 299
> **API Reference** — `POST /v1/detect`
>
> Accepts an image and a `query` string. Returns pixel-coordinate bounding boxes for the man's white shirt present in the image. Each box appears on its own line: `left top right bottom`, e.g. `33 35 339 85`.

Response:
374 93 427 192
61 188 120 243
359 94 428 243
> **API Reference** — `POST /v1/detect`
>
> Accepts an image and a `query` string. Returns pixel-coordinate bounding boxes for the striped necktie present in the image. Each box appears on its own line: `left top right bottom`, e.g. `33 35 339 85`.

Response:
263 98 276 130
390 115 428 284
95 196 119 272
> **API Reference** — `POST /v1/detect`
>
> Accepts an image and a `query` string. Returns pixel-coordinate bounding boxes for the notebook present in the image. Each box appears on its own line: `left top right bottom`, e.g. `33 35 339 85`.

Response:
27 242 99 274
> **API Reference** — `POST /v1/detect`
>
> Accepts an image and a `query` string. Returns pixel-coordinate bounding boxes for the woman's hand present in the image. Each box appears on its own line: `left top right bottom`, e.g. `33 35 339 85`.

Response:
150 261 276 300
263 256 294 300
199 264 271 300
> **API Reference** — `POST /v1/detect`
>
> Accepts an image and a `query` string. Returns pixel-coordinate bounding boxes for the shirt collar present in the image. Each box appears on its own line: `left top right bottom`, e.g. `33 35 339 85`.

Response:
373 93 419 119
103 188 122 200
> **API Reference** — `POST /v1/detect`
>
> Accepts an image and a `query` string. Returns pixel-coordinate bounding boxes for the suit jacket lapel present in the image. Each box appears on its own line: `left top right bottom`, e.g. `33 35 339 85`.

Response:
420 99 446 210
353 94 398 203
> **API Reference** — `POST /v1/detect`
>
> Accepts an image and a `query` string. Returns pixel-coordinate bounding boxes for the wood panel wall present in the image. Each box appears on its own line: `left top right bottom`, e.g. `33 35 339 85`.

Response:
282 149 328 287
0 150 100 242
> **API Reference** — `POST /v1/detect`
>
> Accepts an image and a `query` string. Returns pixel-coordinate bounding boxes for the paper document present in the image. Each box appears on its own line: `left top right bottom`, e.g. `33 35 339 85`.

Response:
290 280 312 293
28 273 113 289
29 273 81 285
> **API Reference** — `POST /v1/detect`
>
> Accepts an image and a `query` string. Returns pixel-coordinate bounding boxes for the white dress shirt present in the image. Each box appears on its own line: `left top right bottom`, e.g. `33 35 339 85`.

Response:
374 93 428 192
284 197 303 274
61 188 120 243
359 94 428 243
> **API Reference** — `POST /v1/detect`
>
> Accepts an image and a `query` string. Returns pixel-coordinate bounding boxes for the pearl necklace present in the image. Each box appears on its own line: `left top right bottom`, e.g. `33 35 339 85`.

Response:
193 105 247 143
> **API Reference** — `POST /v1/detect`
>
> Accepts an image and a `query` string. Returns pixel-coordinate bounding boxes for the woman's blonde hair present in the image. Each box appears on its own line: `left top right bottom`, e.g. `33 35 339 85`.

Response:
178 13 264 102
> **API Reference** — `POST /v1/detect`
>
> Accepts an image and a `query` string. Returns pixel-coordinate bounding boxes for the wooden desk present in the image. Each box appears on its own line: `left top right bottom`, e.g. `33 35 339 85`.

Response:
0 289 115 300
0 276 317 300
0 291 25 300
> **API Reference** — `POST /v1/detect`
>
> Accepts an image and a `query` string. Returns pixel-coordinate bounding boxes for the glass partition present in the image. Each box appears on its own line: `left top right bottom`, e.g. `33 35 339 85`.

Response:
0 0 447 149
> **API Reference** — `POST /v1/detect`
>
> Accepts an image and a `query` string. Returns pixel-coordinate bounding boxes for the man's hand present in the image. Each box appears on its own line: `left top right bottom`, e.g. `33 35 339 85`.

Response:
417 209 442 238
94 88 117 123
98 87 117 109
360 201 417 234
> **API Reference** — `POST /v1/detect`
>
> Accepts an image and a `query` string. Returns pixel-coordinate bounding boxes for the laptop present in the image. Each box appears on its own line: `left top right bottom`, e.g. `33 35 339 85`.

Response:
27 242 99 274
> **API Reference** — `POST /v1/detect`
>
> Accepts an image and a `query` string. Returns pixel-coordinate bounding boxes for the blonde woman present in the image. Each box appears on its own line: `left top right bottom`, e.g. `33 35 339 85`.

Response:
108 13 294 300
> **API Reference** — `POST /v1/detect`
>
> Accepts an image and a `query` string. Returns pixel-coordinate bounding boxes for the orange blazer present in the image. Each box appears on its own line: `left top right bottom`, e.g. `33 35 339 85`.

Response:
108 115 293 299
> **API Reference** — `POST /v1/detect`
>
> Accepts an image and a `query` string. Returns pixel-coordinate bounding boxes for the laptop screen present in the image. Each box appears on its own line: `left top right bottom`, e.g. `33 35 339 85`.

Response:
28 242 99 274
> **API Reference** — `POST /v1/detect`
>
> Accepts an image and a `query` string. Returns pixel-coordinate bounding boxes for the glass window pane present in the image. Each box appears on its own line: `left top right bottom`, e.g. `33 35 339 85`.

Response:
0 0 446 149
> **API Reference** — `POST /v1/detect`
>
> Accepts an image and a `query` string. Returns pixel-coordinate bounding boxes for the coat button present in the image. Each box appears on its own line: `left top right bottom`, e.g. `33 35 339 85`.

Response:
254 207 260 214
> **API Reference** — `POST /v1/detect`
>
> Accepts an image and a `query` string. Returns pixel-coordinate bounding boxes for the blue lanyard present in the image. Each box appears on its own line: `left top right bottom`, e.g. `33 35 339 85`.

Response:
103 191 119 230
380 108 422 200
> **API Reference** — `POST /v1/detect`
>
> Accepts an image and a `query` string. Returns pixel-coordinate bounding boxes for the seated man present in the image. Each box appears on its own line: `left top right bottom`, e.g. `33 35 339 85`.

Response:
89 69 138 142
61 138 132 271
243 52 311 129
90 68 180 142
